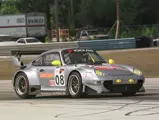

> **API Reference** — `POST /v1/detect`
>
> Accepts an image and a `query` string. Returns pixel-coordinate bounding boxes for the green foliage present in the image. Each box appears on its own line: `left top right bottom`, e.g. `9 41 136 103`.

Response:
119 26 159 38
76 0 116 27
17 0 53 30
151 25 159 38
143 27 152 36
76 0 94 26
0 0 159 38
16 0 53 13
120 0 142 25
0 0 20 14
57 0 70 28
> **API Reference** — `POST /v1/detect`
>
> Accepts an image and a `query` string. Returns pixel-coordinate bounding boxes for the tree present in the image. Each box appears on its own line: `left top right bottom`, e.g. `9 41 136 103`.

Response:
57 0 70 28
120 0 142 25
0 0 20 15
0 0 158 31
138 0 159 24
76 0 95 27
16 0 54 30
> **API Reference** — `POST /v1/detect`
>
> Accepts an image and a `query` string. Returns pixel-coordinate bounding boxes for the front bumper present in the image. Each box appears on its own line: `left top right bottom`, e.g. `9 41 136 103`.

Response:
83 79 145 94
103 80 144 93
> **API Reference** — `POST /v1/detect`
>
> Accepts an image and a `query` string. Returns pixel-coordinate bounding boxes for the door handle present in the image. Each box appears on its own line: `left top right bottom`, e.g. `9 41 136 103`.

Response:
39 69 45 72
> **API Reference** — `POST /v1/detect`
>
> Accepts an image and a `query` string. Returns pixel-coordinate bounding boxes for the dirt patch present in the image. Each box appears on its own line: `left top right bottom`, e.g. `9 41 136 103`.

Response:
0 48 159 80
0 59 31 80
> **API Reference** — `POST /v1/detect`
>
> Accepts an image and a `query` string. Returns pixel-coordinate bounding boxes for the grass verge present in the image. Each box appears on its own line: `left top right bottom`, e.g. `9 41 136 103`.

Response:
99 48 159 78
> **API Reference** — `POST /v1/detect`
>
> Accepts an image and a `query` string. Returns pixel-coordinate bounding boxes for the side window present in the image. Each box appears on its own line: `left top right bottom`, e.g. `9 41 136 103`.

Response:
43 53 61 66
32 57 42 66
17 39 25 43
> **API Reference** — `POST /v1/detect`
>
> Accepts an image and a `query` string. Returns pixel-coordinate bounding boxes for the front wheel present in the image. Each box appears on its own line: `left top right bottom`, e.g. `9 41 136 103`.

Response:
67 72 83 98
14 73 36 99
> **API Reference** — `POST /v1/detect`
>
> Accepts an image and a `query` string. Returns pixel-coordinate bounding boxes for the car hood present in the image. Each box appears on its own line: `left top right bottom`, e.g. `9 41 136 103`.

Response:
78 64 133 76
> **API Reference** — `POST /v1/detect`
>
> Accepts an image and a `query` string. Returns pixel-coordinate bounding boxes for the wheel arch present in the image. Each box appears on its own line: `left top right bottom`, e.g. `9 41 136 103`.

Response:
13 70 38 99
13 68 40 88
67 70 82 85
66 70 84 97
13 71 27 87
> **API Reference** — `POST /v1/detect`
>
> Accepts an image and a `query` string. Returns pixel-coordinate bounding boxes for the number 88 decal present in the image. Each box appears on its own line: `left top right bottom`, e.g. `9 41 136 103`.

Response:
55 75 65 86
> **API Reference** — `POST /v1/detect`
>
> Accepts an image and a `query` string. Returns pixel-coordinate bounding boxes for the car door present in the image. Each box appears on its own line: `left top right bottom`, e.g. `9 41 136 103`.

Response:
38 52 65 91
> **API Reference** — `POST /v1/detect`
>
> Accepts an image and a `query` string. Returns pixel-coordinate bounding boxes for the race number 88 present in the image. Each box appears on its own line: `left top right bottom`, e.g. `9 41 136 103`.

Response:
55 75 65 86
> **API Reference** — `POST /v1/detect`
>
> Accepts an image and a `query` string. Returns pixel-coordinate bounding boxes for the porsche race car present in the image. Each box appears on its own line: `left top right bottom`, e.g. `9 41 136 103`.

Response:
11 48 145 99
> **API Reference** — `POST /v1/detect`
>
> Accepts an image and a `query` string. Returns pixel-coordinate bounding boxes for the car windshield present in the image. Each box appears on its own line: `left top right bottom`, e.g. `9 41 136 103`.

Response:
26 38 40 43
62 49 106 65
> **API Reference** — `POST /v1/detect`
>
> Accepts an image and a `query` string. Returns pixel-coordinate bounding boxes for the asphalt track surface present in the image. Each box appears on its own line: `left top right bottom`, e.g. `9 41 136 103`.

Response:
0 78 158 100
0 78 159 120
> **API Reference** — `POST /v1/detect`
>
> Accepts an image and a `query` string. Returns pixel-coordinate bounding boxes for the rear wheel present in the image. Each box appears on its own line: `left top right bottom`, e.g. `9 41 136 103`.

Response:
67 72 83 98
122 92 136 96
14 73 36 99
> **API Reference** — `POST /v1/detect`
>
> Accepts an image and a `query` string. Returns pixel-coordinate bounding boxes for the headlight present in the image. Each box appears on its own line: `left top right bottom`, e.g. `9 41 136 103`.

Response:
95 70 103 76
133 69 142 76
116 79 122 83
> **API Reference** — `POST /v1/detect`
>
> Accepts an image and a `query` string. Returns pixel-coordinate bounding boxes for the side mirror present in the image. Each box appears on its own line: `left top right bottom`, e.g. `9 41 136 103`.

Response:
51 60 61 67
108 59 115 64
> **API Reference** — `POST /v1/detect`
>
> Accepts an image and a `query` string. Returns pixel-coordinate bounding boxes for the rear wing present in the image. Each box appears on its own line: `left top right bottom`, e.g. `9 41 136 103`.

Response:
11 50 46 67
11 50 46 56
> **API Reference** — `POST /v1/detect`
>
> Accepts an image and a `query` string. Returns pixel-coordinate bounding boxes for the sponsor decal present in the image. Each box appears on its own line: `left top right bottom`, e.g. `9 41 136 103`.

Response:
54 68 65 86
82 73 88 78
82 72 94 78
40 72 54 78
59 69 64 73
49 80 55 86
65 49 93 54
67 49 73 53
17 18 25 23
41 92 65 95
28 19 44 24
73 49 94 52
89 65 121 70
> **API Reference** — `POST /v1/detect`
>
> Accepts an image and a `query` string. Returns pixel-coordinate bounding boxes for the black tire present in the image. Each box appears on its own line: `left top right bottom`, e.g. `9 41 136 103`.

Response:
14 73 36 99
122 92 136 96
67 72 83 98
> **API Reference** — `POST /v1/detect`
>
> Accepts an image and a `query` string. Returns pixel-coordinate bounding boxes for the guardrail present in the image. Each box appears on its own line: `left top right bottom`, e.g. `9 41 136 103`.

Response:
0 38 136 56
78 38 136 50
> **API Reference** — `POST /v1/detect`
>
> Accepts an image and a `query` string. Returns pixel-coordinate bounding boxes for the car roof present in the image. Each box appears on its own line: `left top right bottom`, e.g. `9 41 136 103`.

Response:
40 47 77 56
25 37 37 39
